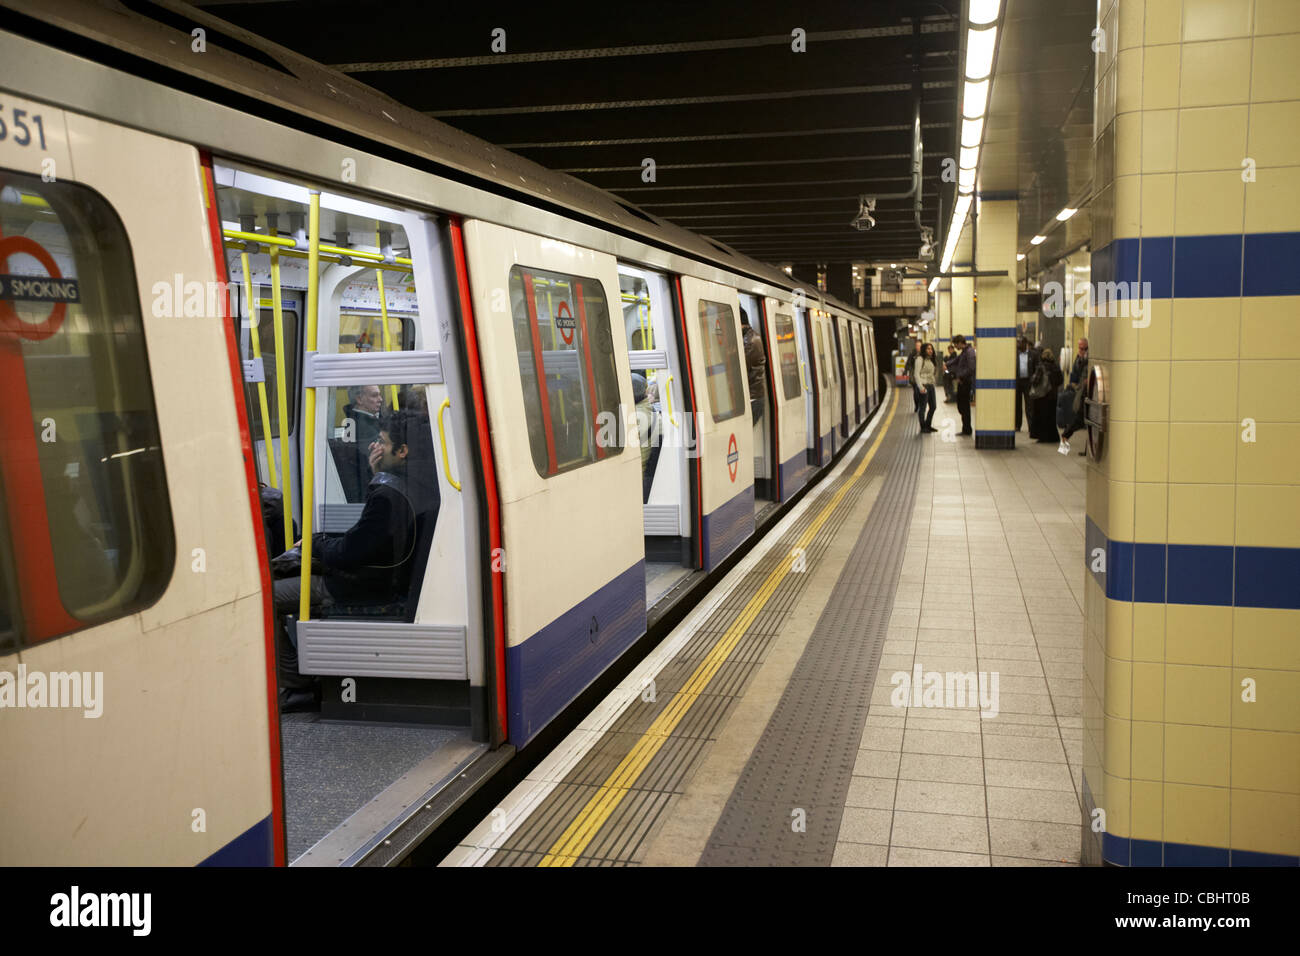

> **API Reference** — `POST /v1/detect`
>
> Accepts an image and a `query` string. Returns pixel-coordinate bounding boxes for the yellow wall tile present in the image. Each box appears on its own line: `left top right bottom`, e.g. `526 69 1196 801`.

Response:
1246 102 1300 169
1170 298 1241 361
1164 782 1230 848
1106 596 1134 660
1135 360 1170 422
1132 602 1167 662
1245 166 1300 233
1255 0 1300 35
1237 423 1300 484
1118 0 1145 49
1108 359 1139 421
1114 174 1142 239
1182 0 1253 41
1165 663 1231 725
1130 779 1164 842
1231 789 1299 856
1169 361 1238 422
1109 476 1136 539
1167 424 1237 485
1104 772 1133 837
1139 172 1175 234
1144 0 1182 45
1180 38 1252 107
1174 170 1246 235
1135 298 1171 361
1252 34 1300 101
1088 465 1109 529
1232 608 1300 669
1235 481 1300 548
1231 729 1300 793
1134 424 1169 483
1131 720 1164 780
1232 668 1300 732
1105 713 1132 777
1117 47 1144 115
1177 105 1249 172
1168 482 1235 544
1141 109 1178 173
1132 659 1164 721
1105 419 1137 483
1165 723 1231 785
1106 655 1134 720
1237 360 1299 423
1165 603 1232 666
1141 42 1181 109
1241 297 1300 359
1116 111 1142 176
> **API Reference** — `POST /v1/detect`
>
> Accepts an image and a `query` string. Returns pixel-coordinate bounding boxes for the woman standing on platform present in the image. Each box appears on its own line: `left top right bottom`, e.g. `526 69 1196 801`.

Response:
1028 347 1064 443
914 342 939 433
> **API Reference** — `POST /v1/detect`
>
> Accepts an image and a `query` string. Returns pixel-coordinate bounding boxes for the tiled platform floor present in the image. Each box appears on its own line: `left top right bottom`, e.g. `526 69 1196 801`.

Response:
834 409 1089 866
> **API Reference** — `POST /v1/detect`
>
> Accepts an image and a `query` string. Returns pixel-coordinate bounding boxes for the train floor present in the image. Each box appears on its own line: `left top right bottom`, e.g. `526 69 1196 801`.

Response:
441 387 1090 866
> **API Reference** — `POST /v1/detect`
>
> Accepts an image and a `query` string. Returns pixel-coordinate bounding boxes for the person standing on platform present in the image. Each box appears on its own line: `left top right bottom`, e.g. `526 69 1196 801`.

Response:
904 338 923 415
1015 337 1035 431
943 343 957 402
1059 337 1089 455
1028 347 1064 443
946 334 976 436
914 342 939 433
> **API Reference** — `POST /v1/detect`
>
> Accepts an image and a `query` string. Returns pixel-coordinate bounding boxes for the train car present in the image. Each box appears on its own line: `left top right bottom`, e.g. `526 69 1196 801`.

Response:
0 0 884 865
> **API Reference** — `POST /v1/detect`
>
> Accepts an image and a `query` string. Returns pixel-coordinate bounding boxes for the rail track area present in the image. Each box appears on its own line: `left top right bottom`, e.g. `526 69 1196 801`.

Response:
443 387 919 866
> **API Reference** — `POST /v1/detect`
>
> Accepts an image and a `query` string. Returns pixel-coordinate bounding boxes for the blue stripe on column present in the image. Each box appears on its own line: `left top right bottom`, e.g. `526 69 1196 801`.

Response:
974 379 1016 388
1094 231 1300 298
1085 518 1300 610
976 327 1018 337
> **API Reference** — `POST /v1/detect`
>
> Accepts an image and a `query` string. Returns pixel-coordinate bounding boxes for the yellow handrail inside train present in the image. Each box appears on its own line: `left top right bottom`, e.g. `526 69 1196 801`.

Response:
240 249 278 489
299 190 320 622
665 374 678 427
375 228 399 410
438 398 461 492
270 247 293 550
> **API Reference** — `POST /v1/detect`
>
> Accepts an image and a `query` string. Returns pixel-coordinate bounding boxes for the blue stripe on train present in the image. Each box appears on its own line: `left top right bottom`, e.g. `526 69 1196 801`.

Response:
703 484 755 571
199 814 274 866
506 560 647 747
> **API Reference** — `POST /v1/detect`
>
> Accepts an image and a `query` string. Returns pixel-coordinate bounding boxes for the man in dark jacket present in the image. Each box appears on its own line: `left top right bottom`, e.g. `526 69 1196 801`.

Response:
273 410 421 710
1015 337 1036 431
946 334 976 435
1059 338 1089 454
904 338 923 413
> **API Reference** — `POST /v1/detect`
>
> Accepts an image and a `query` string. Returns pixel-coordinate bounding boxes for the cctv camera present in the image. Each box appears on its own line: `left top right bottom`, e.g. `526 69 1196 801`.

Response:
918 227 935 260
851 196 877 232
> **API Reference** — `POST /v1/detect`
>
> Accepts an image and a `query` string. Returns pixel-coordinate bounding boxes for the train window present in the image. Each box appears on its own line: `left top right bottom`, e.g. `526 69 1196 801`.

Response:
246 307 298 442
697 299 745 423
815 323 829 388
509 265 622 477
0 172 174 643
620 274 653 351
773 313 801 401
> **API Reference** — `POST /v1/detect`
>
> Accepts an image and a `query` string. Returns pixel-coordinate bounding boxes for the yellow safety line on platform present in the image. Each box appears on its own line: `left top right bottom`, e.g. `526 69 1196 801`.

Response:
537 387 901 866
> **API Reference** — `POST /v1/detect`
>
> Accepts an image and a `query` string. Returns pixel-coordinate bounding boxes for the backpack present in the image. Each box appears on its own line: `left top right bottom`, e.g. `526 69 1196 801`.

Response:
1028 363 1052 399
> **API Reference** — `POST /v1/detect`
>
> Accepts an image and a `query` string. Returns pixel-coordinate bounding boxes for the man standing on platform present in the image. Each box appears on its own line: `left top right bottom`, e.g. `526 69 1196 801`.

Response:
904 338 923 416
946 334 976 436
1015 337 1035 431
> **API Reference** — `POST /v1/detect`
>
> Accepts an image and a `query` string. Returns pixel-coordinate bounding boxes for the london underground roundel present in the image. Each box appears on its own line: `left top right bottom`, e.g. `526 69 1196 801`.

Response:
555 299 575 345
0 236 75 341
727 433 739 482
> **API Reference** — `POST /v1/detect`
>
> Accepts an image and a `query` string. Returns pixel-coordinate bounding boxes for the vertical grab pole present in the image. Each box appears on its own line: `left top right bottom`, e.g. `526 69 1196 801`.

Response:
241 249 278 488
299 189 321 622
270 247 293 549
376 227 399 410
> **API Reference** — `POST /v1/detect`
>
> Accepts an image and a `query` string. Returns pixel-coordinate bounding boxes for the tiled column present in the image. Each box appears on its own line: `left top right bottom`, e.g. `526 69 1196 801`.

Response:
1083 0 1300 867
974 198 1018 449
951 276 975 339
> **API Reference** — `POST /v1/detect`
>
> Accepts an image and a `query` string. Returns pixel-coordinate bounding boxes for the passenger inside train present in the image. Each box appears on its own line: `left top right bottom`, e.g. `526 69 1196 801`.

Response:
631 372 662 502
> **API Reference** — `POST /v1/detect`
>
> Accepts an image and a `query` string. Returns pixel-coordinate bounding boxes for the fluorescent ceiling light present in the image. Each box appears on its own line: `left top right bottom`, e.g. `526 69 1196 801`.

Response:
1016 253 1025 261
965 26 998 80
969 0 1001 25
1056 207 1078 221
958 166 975 190
1030 235 1046 245
960 117 985 149
959 146 979 169
928 277 940 293
963 79 989 119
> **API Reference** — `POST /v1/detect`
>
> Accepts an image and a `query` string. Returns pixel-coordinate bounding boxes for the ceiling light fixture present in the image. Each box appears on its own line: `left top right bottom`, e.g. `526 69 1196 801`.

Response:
1030 235 1046 245
928 277 940 293
1056 207 1078 221
969 0 1001 26
965 26 998 80
1016 253 1025 261
962 79 990 119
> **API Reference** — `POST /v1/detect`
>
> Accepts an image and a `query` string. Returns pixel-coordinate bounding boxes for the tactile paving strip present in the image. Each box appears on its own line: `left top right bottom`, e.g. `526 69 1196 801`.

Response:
699 413 922 865
489 406 907 865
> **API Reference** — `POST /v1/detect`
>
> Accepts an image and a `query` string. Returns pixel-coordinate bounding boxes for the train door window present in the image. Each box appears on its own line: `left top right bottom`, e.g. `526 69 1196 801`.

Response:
814 323 829 388
242 306 299 442
510 265 622 477
697 299 745 423
0 172 174 644
774 313 801 400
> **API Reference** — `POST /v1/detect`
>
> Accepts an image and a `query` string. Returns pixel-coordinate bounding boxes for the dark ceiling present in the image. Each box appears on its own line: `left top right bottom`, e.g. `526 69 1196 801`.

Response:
198 0 961 271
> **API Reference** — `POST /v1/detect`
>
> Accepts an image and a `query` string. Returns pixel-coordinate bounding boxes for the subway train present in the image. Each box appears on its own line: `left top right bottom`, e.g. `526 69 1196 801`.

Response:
0 1 886 865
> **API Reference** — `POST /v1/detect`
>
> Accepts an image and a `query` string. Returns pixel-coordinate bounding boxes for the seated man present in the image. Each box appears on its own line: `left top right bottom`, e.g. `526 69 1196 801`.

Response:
273 410 421 711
